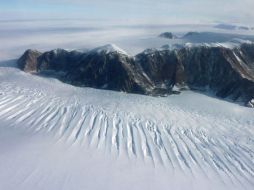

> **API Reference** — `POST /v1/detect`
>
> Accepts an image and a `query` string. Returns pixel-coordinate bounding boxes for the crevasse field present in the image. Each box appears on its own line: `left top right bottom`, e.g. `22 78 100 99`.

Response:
0 20 254 190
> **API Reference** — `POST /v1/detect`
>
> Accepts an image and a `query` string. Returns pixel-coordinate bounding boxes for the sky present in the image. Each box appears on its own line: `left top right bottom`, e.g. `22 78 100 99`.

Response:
0 0 253 25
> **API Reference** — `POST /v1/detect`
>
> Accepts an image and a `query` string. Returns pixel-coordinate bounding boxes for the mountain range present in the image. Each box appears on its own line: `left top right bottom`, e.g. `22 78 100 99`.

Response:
17 43 254 107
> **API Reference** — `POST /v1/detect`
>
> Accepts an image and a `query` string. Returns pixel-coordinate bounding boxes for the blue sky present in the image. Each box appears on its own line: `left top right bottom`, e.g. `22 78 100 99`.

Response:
0 0 253 25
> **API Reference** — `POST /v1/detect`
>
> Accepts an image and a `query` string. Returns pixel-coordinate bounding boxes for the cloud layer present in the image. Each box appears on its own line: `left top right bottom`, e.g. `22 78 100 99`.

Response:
1 0 254 24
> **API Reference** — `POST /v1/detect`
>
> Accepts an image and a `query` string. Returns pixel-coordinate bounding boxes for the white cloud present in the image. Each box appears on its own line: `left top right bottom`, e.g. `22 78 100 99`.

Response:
1 0 254 25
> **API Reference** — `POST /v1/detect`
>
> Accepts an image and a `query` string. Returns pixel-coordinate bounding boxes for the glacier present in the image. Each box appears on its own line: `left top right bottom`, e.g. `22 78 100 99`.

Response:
0 61 253 190
0 21 254 190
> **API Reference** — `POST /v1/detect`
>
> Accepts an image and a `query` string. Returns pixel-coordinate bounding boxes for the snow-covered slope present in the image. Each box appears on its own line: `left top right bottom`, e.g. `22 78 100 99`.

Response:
0 61 253 190
90 44 129 55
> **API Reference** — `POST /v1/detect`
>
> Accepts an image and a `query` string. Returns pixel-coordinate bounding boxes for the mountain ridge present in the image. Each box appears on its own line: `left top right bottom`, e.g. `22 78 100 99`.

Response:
17 43 254 107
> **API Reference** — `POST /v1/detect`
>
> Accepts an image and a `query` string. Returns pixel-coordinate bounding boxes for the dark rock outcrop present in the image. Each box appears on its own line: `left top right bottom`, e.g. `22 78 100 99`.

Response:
159 32 176 39
17 49 42 72
17 43 254 105
65 46 153 94
135 49 186 89
37 49 83 72
176 45 254 102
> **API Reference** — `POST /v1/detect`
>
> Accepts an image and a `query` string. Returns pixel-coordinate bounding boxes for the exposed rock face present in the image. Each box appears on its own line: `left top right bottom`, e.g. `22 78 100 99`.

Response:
17 49 42 72
37 49 83 72
176 45 254 102
17 43 254 105
159 32 176 39
17 45 153 94
239 43 254 67
66 46 153 94
135 50 186 90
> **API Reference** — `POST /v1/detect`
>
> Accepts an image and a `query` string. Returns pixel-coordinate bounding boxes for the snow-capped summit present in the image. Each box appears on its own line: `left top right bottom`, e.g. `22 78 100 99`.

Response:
90 44 129 55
